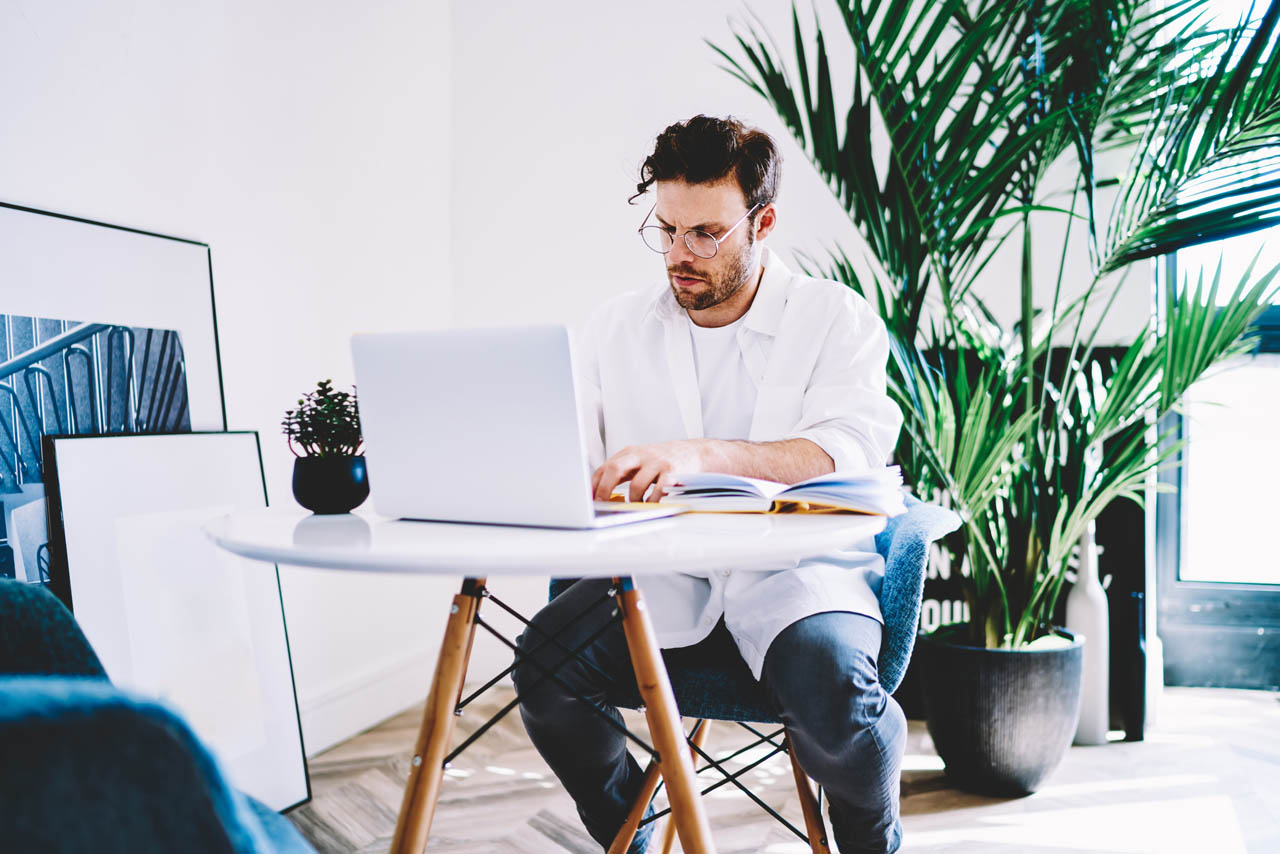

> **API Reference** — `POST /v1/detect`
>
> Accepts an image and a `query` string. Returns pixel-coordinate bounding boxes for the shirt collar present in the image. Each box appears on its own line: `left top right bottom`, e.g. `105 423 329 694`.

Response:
649 246 791 336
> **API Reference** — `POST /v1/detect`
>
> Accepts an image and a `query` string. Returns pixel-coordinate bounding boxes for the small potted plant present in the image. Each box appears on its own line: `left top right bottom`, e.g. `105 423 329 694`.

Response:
282 379 369 514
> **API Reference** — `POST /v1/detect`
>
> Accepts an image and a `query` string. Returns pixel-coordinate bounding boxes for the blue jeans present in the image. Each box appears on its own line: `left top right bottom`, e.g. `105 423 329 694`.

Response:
513 578 906 853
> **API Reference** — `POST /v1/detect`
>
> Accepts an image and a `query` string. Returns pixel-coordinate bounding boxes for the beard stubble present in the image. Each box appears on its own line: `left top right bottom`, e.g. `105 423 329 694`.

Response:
667 234 755 312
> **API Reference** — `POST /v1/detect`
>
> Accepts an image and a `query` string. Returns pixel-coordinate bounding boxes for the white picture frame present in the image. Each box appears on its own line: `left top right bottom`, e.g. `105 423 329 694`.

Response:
44 431 308 812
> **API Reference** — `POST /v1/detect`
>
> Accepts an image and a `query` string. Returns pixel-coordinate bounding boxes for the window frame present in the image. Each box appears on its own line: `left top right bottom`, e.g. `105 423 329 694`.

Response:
1154 254 1280 689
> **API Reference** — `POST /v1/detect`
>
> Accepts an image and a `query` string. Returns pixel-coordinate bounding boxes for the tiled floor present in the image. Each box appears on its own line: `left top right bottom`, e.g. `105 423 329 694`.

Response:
287 686 1280 853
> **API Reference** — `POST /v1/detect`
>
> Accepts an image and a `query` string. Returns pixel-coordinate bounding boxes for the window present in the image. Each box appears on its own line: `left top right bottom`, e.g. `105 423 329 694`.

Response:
1157 237 1280 689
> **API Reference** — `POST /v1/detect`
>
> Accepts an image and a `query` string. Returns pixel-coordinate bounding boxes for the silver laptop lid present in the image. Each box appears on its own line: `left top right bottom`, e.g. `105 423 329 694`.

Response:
351 325 595 527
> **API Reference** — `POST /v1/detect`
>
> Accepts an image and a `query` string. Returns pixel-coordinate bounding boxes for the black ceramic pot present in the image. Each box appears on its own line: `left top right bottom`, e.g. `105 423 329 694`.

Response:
917 625 1084 797
292 455 370 515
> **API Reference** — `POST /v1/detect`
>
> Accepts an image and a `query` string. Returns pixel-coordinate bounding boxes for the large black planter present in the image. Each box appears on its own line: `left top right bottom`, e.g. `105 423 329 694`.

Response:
917 625 1084 797
292 455 370 514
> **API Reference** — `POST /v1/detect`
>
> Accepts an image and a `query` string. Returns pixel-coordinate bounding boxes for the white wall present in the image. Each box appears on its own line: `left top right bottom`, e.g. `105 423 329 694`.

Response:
451 0 863 330
0 0 454 754
450 0 1151 337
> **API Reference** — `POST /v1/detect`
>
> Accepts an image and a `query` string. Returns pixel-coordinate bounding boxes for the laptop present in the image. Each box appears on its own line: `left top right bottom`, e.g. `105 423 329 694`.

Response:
350 325 684 528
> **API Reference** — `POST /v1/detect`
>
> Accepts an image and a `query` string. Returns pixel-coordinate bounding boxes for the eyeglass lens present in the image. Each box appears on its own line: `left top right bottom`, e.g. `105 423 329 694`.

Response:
639 227 719 258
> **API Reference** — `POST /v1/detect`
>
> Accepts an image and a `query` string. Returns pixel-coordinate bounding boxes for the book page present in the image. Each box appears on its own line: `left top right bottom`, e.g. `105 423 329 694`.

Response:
666 473 785 497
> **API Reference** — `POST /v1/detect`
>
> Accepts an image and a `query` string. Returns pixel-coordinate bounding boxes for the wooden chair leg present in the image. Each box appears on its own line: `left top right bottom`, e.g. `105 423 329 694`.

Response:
390 577 485 854
659 719 713 854
609 755 664 854
786 738 831 854
615 577 717 854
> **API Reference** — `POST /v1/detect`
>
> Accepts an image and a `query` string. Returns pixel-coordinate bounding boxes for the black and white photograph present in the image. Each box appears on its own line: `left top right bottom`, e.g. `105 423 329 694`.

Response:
0 202 227 588
1 313 193 583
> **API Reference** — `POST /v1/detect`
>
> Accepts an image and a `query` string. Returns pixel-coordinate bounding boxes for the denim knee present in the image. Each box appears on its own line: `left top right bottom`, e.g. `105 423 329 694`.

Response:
764 613 902 784
510 629 537 699
511 612 567 710
512 581 621 713
793 691 902 784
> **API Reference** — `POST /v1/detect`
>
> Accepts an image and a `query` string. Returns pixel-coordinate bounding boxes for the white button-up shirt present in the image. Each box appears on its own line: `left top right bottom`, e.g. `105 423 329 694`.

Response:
575 247 903 678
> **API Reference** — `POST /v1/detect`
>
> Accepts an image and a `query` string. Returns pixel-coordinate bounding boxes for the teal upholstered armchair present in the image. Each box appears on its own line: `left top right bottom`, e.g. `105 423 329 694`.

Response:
0 579 315 854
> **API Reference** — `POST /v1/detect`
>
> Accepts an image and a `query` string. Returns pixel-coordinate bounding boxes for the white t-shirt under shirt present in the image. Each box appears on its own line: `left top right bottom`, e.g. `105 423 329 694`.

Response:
688 315 756 440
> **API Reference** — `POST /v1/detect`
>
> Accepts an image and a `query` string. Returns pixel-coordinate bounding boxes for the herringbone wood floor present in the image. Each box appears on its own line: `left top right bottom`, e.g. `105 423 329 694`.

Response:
286 686 1280 853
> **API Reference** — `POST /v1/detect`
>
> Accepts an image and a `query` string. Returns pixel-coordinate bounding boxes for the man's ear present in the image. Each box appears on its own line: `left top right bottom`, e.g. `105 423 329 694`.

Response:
754 203 778 241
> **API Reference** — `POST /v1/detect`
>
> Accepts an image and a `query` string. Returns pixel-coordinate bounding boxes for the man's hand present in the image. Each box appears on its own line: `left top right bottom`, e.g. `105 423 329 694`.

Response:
591 439 711 503
591 437 835 503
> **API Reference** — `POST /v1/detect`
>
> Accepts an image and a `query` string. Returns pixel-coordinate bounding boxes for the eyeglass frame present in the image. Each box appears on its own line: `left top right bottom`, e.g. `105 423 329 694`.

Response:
637 201 763 259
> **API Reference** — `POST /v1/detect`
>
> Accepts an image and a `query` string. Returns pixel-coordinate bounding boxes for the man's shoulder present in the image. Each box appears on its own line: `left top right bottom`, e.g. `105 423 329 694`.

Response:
781 262 880 325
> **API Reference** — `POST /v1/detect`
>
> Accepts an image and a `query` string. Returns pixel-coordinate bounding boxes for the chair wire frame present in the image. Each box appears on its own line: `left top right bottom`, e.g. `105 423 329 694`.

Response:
444 583 658 767
635 721 816 844
436 580 825 849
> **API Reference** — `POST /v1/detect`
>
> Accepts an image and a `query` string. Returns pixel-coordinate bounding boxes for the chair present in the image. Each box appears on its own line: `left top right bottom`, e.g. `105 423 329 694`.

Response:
546 496 961 853
0 578 315 854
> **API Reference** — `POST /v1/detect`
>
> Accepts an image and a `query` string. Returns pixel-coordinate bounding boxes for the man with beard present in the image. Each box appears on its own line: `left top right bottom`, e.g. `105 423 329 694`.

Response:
512 115 906 854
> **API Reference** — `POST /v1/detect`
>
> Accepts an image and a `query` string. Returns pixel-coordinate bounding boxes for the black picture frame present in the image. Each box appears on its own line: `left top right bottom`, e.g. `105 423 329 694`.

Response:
0 200 227 587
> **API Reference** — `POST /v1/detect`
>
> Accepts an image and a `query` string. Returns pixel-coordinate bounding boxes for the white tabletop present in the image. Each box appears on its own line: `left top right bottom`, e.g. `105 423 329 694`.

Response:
204 509 886 578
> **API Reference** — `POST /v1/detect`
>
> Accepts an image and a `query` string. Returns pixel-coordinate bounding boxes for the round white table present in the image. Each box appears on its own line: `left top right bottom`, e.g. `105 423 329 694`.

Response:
206 508 886 854
206 508 885 577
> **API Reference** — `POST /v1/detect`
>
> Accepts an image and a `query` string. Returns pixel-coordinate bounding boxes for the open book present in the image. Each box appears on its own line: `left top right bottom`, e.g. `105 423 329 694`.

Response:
660 466 906 515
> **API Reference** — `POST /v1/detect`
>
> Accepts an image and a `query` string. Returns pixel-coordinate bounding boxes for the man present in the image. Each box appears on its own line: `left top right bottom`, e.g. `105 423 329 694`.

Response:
513 115 906 853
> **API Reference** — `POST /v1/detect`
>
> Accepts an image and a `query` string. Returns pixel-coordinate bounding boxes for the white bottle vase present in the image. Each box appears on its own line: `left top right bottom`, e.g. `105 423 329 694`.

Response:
1067 520 1110 745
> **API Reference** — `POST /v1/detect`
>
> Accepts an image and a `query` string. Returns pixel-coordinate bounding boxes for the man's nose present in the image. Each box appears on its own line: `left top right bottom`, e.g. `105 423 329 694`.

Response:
668 235 698 267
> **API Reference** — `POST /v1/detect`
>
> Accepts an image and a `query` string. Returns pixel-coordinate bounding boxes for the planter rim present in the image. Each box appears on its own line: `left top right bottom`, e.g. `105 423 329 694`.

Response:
920 623 1083 653
293 453 365 461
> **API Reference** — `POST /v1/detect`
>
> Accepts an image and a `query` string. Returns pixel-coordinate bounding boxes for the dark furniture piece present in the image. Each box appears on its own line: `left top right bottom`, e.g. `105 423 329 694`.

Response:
0 578 315 853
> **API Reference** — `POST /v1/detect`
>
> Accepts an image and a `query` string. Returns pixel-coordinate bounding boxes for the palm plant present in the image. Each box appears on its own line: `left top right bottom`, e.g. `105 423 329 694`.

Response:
712 0 1280 647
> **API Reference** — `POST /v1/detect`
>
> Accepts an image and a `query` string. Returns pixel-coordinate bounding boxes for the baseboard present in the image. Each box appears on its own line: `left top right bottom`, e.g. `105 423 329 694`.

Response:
297 653 433 756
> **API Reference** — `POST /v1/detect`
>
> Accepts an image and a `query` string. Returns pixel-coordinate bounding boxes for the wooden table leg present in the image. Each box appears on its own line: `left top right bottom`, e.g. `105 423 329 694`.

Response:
390 577 486 854
615 576 717 854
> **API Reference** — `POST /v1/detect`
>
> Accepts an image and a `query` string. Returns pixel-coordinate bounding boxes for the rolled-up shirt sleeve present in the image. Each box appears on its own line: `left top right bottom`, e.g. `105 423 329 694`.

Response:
789 292 903 472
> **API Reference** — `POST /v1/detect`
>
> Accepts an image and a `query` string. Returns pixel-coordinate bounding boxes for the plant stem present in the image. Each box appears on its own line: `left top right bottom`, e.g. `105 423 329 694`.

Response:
1021 212 1035 416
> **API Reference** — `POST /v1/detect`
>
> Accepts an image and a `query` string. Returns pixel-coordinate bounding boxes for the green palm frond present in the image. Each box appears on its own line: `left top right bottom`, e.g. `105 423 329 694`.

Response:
709 1 1074 334
1103 1 1280 270
1156 254 1280 406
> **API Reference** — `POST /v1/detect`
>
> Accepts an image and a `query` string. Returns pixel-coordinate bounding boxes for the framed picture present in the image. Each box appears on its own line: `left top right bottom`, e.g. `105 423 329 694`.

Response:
0 201 225 585
42 431 308 812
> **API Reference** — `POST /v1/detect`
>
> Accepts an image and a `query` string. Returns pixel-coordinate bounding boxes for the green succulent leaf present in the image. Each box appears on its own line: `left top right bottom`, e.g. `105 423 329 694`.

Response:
281 380 363 459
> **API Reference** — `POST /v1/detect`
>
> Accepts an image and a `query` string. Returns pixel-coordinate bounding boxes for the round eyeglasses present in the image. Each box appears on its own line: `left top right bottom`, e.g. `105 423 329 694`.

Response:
637 202 761 259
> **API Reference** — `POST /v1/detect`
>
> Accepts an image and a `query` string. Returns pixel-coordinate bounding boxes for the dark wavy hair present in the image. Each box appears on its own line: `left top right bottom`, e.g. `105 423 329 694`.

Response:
630 115 781 212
